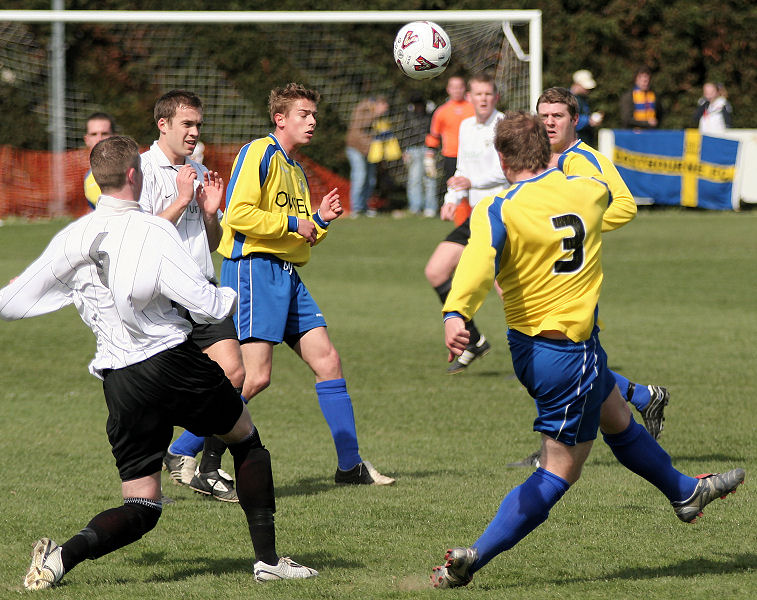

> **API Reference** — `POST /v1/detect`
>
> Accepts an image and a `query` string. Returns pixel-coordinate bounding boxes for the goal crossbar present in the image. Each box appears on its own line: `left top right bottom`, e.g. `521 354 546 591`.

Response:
0 10 540 25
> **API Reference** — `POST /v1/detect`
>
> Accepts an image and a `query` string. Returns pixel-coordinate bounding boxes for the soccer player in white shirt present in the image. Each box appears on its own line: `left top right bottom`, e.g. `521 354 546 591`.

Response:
1 136 317 589
139 90 245 501
424 73 509 374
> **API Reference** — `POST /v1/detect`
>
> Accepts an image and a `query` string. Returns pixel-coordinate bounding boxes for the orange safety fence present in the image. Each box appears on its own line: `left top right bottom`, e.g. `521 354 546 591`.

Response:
0 143 355 218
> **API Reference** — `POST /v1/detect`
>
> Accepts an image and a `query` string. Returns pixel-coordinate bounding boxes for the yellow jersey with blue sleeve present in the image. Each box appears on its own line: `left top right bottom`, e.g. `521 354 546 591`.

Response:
443 168 611 343
84 169 101 210
557 140 636 232
218 134 329 266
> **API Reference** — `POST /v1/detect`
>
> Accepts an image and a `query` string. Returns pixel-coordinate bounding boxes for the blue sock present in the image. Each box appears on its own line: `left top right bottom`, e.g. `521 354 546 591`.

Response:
169 430 204 457
602 418 698 502
471 468 570 572
611 371 650 412
315 378 362 471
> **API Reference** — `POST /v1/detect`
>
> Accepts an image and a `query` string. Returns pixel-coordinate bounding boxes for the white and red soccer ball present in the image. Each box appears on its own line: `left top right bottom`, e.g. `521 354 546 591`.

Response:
393 21 451 80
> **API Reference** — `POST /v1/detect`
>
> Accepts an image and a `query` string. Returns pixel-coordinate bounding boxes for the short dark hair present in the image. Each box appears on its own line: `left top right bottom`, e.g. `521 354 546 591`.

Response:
268 83 320 124
90 136 140 192
494 111 550 173
86 112 117 133
468 72 497 93
536 87 579 119
633 65 652 84
154 90 203 125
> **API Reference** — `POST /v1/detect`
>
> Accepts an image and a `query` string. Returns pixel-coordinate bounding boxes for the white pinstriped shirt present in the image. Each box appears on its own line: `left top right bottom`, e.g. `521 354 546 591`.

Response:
443 110 508 208
0 196 236 378
139 141 218 282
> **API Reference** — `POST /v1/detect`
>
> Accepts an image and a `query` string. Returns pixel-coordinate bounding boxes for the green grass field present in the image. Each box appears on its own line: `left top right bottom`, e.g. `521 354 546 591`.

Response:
0 209 755 599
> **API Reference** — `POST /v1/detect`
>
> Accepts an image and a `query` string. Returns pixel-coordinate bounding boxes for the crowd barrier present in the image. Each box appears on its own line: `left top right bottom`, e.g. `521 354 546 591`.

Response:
598 128 757 210
0 144 351 218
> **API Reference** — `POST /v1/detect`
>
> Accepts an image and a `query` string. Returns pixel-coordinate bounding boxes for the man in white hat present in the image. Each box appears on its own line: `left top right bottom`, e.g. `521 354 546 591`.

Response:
570 69 603 146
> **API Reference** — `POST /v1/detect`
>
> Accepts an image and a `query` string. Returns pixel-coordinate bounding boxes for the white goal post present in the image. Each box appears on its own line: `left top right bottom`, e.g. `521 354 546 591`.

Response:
0 9 541 215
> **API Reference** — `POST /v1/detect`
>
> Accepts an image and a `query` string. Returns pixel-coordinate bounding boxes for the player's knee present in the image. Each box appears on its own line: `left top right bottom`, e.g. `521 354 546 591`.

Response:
424 259 441 285
315 346 342 380
225 362 246 389
243 372 270 399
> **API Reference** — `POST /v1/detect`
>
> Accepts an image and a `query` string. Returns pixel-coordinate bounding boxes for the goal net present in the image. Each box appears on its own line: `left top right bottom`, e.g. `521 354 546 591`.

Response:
0 10 541 217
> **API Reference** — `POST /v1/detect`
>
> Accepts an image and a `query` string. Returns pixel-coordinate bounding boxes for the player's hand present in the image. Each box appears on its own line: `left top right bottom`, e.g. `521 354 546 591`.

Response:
319 188 342 222
589 111 604 126
297 219 317 246
440 203 457 222
423 154 437 178
176 164 197 208
196 171 224 215
446 175 471 191
444 316 470 359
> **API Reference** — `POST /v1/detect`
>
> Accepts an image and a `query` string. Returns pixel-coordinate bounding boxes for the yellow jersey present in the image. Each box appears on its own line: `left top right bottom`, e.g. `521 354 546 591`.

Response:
444 168 610 343
558 141 636 232
84 169 101 210
218 134 328 266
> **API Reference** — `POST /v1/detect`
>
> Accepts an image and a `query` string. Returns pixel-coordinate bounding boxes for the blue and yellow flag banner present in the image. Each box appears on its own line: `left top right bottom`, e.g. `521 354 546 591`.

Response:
613 130 739 210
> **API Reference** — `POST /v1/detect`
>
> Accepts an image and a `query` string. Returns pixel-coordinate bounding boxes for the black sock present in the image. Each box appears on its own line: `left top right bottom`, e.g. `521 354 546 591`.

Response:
199 436 227 473
433 278 452 303
228 428 278 565
465 319 481 347
60 498 162 572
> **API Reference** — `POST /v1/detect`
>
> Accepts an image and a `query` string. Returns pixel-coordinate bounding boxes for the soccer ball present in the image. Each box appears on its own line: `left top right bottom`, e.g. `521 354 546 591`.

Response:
393 21 451 80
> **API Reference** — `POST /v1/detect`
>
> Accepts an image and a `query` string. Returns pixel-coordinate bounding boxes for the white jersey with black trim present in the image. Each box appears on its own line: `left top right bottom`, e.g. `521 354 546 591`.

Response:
443 110 508 208
139 141 218 282
0 195 236 379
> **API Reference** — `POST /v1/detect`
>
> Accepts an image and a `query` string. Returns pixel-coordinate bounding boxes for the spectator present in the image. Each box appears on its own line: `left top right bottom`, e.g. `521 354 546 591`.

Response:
693 82 733 135
425 75 474 205
345 96 389 217
620 66 662 129
402 93 437 216
570 69 603 146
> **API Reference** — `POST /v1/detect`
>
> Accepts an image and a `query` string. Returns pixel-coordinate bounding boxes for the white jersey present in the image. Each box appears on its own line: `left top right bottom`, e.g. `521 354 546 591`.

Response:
139 141 218 282
444 110 508 208
0 195 236 379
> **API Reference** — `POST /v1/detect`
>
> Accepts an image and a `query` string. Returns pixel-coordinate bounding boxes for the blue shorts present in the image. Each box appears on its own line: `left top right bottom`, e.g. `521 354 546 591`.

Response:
221 253 327 345
507 327 616 445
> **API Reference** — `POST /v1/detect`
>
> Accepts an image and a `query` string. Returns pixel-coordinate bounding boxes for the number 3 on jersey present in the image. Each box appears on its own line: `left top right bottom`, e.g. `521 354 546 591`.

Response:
551 214 585 274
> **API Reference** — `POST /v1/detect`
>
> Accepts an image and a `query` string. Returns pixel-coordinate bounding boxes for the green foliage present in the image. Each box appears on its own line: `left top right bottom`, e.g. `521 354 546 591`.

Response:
1 210 756 598
0 0 755 155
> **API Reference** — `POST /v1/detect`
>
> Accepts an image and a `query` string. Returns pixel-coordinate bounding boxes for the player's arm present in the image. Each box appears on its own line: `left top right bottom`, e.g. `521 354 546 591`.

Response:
0 230 74 320
560 151 636 232
223 152 291 240
146 222 236 323
600 164 637 232
308 188 341 247
443 197 504 321
424 108 442 151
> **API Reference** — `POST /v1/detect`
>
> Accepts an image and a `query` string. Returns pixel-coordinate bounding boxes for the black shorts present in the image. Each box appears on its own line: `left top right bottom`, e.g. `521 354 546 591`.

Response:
443 217 471 246
442 156 457 182
175 305 239 350
102 340 244 482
